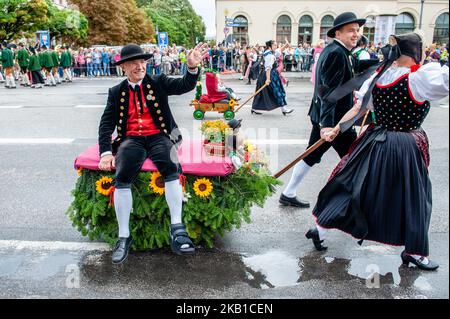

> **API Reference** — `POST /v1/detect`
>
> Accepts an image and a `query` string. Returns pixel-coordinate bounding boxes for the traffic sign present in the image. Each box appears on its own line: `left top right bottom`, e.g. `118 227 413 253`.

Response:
158 32 169 49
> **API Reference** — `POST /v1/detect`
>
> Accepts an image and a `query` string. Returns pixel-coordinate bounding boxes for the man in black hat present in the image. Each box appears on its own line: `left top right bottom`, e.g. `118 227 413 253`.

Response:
280 12 367 209
98 43 206 264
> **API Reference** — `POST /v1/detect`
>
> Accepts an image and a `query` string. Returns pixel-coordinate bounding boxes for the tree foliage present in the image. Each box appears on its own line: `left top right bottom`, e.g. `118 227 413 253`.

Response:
46 0 88 45
0 0 49 41
139 0 206 47
70 0 154 46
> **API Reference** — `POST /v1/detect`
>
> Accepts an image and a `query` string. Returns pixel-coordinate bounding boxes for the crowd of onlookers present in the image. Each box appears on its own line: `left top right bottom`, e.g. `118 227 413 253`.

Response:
3 39 447 87
67 40 449 79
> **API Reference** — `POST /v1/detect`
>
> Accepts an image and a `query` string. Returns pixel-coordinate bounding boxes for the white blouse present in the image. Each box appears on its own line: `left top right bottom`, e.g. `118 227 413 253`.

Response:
263 50 276 71
355 62 449 109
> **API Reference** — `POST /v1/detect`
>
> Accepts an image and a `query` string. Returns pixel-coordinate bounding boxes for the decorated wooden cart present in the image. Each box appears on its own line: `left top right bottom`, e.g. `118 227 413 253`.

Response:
67 131 279 250
190 98 238 120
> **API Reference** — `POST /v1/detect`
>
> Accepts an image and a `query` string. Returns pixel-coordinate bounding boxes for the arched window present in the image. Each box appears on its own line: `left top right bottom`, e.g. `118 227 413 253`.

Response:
363 15 376 45
276 15 292 43
298 15 313 45
433 12 449 44
233 15 249 46
320 15 335 41
395 13 415 35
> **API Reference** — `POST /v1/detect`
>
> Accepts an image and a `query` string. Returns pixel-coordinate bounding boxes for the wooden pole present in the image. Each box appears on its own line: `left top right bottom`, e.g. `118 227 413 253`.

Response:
274 139 326 179
358 110 370 136
234 83 269 113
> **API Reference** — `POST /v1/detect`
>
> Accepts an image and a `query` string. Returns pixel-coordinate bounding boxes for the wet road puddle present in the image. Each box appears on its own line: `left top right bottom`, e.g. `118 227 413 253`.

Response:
0 246 435 294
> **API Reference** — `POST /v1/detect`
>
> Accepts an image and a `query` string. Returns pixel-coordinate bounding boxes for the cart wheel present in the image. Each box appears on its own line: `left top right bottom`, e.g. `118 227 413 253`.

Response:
193 110 205 120
224 110 235 120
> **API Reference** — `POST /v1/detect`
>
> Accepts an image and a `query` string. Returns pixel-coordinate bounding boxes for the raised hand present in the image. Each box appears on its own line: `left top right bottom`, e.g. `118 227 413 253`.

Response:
187 42 208 69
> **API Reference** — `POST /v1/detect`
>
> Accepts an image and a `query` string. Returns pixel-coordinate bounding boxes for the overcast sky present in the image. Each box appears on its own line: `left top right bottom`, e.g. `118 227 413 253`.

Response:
189 0 216 37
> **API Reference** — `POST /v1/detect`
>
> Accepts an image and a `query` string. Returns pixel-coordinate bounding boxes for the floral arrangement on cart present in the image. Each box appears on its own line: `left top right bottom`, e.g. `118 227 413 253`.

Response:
67 119 279 250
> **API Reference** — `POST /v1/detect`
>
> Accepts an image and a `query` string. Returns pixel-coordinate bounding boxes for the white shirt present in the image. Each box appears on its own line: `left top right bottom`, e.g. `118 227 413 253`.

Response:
355 62 449 110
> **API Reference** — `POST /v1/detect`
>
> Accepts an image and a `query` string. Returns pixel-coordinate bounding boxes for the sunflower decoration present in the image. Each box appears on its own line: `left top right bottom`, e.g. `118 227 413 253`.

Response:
193 178 213 198
149 171 165 195
228 99 237 108
95 176 114 196
77 168 83 177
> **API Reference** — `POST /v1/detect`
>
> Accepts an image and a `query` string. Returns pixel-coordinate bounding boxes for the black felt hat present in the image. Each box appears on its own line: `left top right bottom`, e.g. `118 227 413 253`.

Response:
327 12 366 38
391 32 423 64
114 44 152 66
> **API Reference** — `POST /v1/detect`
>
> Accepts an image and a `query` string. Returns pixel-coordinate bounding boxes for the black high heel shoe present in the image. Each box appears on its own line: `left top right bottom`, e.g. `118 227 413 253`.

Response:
401 251 439 271
251 109 262 115
305 228 327 251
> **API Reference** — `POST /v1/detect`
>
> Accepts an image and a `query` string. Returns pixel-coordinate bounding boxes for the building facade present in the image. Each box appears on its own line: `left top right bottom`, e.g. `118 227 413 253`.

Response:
216 0 449 46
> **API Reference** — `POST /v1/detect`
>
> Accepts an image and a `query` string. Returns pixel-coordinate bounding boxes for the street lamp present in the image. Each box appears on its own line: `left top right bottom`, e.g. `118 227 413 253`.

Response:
419 0 425 29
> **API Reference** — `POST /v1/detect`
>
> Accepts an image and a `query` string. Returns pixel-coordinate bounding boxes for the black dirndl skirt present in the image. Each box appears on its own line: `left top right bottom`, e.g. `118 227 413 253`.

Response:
312 125 432 256
252 68 287 111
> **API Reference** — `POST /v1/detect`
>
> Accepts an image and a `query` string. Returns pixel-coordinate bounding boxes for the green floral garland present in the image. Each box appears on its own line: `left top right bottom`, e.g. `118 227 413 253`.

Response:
67 168 280 250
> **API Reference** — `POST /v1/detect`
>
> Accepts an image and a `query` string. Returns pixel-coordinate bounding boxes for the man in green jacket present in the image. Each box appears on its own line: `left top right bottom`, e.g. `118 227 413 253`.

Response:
0 49 5 83
50 46 61 84
41 46 56 86
1 41 16 88
28 46 45 89
17 43 31 86
60 45 73 82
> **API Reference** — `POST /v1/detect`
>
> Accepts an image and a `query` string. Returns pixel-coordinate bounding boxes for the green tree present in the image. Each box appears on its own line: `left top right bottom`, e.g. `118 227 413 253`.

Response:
122 0 154 44
0 0 49 42
46 0 88 45
70 0 154 46
139 0 206 47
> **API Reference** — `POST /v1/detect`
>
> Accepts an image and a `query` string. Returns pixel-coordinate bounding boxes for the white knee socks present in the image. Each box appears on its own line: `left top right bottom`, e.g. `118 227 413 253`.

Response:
283 160 312 198
316 224 328 241
114 188 133 238
165 179 183 225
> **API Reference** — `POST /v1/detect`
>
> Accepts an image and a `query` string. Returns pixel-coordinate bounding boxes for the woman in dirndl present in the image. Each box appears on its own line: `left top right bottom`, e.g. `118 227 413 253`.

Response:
251 40 293 116
306 32 449 271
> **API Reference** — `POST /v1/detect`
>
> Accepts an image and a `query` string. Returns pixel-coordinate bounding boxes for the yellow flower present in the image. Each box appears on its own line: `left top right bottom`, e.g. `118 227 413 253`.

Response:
95 176 113 196
193 178 213 198
229 99 237 108
244 140 255 153
149 171 165 195
77 168 83 177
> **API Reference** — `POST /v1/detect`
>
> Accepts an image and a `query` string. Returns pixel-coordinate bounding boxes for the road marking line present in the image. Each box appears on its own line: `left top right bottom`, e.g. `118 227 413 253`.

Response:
0 105 23 109
74 105 104 108
0 240 109 251
0 138 74 144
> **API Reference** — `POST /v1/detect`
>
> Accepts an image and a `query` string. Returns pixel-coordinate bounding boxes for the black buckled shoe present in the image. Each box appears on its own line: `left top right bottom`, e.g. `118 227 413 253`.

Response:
170 223 195 256
279 194 310 208
305 228 328 251
401 251 439 271
112 236 134 264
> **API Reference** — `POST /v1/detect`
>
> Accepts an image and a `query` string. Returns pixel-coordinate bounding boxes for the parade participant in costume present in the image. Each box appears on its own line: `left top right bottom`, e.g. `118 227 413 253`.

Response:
50 46 61 84
251 40 294 116
98 43 206 264
279 12 367 208
0 48 4 83
307 32 449 271
1 41 17 89
28 47 45 89
352 35 371 61
60 46 73 82
41 46 56 86
17 43 31 87
276 40 291 87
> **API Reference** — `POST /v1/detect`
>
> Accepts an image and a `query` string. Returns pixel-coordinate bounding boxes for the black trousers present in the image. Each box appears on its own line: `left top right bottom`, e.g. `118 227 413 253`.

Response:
114 134 180 189
303 122 357 167
31 70 44 84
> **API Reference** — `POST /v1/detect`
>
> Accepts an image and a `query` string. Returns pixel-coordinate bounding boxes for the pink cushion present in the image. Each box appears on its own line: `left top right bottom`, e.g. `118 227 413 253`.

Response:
74 139 234 177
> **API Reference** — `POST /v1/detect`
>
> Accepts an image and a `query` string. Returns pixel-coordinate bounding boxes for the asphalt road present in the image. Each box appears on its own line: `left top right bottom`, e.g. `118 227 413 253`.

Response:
0 72 448 299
